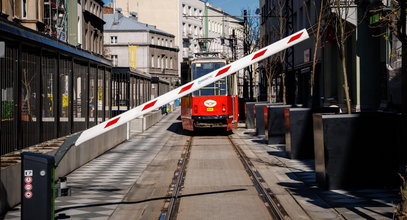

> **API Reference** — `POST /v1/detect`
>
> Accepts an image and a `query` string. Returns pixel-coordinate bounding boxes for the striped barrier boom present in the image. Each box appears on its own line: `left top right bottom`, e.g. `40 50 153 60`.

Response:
54 29 309 166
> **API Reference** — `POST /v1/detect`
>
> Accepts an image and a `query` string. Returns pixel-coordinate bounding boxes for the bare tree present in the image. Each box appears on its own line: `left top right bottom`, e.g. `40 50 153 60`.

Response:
261 0 287 103
243 8 260 100
331 0 358 113
304 0 332 107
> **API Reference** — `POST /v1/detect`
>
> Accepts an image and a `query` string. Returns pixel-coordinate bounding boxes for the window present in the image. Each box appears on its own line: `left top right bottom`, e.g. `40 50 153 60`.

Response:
192 62 227 96
151 36 154 44
110 36 118 44
170 40 173 47
22 0 27 18
170 57 173 69
194 26 197 36
157 38 160 46
151 55 155 67
111 55 118 67
183 23 186 35
189 6 192 16
182 4 186 15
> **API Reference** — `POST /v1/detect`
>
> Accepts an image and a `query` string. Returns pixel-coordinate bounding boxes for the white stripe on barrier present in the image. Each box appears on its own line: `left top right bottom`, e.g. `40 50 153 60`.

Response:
75 29 309 146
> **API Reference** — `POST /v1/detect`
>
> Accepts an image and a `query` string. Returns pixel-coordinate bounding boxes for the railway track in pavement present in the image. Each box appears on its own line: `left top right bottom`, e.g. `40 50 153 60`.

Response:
159 130 289 220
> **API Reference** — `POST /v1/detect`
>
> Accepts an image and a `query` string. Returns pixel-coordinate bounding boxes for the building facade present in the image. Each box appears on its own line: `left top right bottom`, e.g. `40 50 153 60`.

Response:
260 0 394 112
0 0 104 54
103 10 179 84
114 0 245 78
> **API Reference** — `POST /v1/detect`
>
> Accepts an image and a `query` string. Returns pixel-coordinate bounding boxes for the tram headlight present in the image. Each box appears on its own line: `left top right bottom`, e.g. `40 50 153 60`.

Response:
194 105 198 113
222 104 226 112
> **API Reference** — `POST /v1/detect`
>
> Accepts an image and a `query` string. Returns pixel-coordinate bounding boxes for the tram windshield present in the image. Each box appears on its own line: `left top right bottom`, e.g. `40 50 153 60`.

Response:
192 62 227 96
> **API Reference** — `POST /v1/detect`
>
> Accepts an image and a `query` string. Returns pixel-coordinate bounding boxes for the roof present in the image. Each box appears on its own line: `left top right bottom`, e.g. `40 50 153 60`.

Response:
103 13 174 37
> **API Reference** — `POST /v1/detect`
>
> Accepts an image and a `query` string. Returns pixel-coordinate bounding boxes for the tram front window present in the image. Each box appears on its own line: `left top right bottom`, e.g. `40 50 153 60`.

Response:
192 62 227 96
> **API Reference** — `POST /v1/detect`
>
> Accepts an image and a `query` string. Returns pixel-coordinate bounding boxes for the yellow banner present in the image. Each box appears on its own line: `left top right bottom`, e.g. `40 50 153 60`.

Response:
62 95 69 108
129 45 137 69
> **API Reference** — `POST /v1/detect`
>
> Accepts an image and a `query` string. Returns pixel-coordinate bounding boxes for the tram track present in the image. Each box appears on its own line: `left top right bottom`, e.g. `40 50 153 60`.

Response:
159 132 289 220
159 135 193 220
228 135 290 220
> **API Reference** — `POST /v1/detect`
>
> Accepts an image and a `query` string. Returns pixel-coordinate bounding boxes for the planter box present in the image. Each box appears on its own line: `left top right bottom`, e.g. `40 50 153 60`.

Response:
255 103 270 136
313 112 401 189
245 102 267 129
285 107 340 159
266 105 292 144
284 108 313 159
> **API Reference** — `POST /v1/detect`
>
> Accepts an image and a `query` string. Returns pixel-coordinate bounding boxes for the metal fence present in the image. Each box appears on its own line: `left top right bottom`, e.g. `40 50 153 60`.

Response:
0 20 175 156
111 67 172 116
0 21 112 155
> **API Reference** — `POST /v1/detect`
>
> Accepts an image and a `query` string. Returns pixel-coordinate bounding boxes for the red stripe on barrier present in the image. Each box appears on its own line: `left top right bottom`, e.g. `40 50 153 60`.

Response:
104 117 120 128
142 100 157 111
252 49 267 60
178 83 194 94
215 66 231 77
288 32 303 43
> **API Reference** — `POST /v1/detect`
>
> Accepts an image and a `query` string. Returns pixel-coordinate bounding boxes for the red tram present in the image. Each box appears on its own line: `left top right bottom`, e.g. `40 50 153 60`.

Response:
181 58 239 131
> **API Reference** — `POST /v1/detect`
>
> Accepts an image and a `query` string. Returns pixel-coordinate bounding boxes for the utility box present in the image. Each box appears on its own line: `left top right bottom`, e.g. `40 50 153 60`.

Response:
21 152 55 220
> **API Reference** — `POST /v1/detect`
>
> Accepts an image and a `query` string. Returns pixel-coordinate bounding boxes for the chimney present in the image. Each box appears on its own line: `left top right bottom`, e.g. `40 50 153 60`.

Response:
130 12 138 21
113 8 123 24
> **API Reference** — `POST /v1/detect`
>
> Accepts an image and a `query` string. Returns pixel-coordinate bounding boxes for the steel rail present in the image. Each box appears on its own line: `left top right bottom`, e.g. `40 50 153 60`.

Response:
159 136 193 220
228 136 290 220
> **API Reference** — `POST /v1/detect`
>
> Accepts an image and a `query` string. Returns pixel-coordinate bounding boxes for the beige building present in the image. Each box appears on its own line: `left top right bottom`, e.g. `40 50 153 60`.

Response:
104 10 179 83
115 0 206 76
0 0 45 31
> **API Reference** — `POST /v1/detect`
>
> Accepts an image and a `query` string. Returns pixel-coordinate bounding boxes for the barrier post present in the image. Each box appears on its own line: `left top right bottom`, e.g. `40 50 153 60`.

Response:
21 152 56 220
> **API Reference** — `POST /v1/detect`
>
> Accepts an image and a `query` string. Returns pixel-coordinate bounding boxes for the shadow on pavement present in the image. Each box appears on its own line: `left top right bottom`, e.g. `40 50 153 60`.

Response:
54 188 247 218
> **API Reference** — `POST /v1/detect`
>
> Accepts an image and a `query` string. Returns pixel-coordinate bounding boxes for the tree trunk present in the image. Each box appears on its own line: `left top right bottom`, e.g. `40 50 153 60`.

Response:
340 44 352 114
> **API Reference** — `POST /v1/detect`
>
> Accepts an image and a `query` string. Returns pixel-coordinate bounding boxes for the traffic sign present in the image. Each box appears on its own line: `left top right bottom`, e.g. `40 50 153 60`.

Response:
24 184 33 191
24 176 32 183
24 191 33 199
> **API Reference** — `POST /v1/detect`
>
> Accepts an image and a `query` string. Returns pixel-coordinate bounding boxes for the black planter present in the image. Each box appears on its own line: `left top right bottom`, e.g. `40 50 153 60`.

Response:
266 105 291 144
284 108 314 159
313 112 401 190
255 103 270 136
245 102 267 129
284 107 340 159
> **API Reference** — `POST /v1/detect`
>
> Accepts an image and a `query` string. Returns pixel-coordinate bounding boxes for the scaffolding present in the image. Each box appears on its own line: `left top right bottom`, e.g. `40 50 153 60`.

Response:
44 0 67 41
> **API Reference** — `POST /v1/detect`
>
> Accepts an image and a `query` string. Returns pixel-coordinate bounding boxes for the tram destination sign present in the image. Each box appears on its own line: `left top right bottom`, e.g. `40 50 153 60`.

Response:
54 29 309 165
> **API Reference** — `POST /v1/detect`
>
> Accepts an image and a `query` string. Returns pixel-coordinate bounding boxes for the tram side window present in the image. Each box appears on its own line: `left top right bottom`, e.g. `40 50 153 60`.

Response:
192 62 227 96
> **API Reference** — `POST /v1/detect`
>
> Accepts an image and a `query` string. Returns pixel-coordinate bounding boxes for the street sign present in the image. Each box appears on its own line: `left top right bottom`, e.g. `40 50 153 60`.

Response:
369 13 380 25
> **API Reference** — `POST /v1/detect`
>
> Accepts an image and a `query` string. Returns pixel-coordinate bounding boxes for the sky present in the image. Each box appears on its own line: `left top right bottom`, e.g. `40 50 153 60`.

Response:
103 0 259 18
206 0 259 17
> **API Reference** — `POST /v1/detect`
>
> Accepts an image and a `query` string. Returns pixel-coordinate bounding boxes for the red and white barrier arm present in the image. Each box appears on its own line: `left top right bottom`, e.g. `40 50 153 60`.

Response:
54 29 308 165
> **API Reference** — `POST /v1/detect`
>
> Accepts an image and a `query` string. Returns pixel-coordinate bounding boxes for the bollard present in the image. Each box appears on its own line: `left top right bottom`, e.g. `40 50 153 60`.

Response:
21 152 56 220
